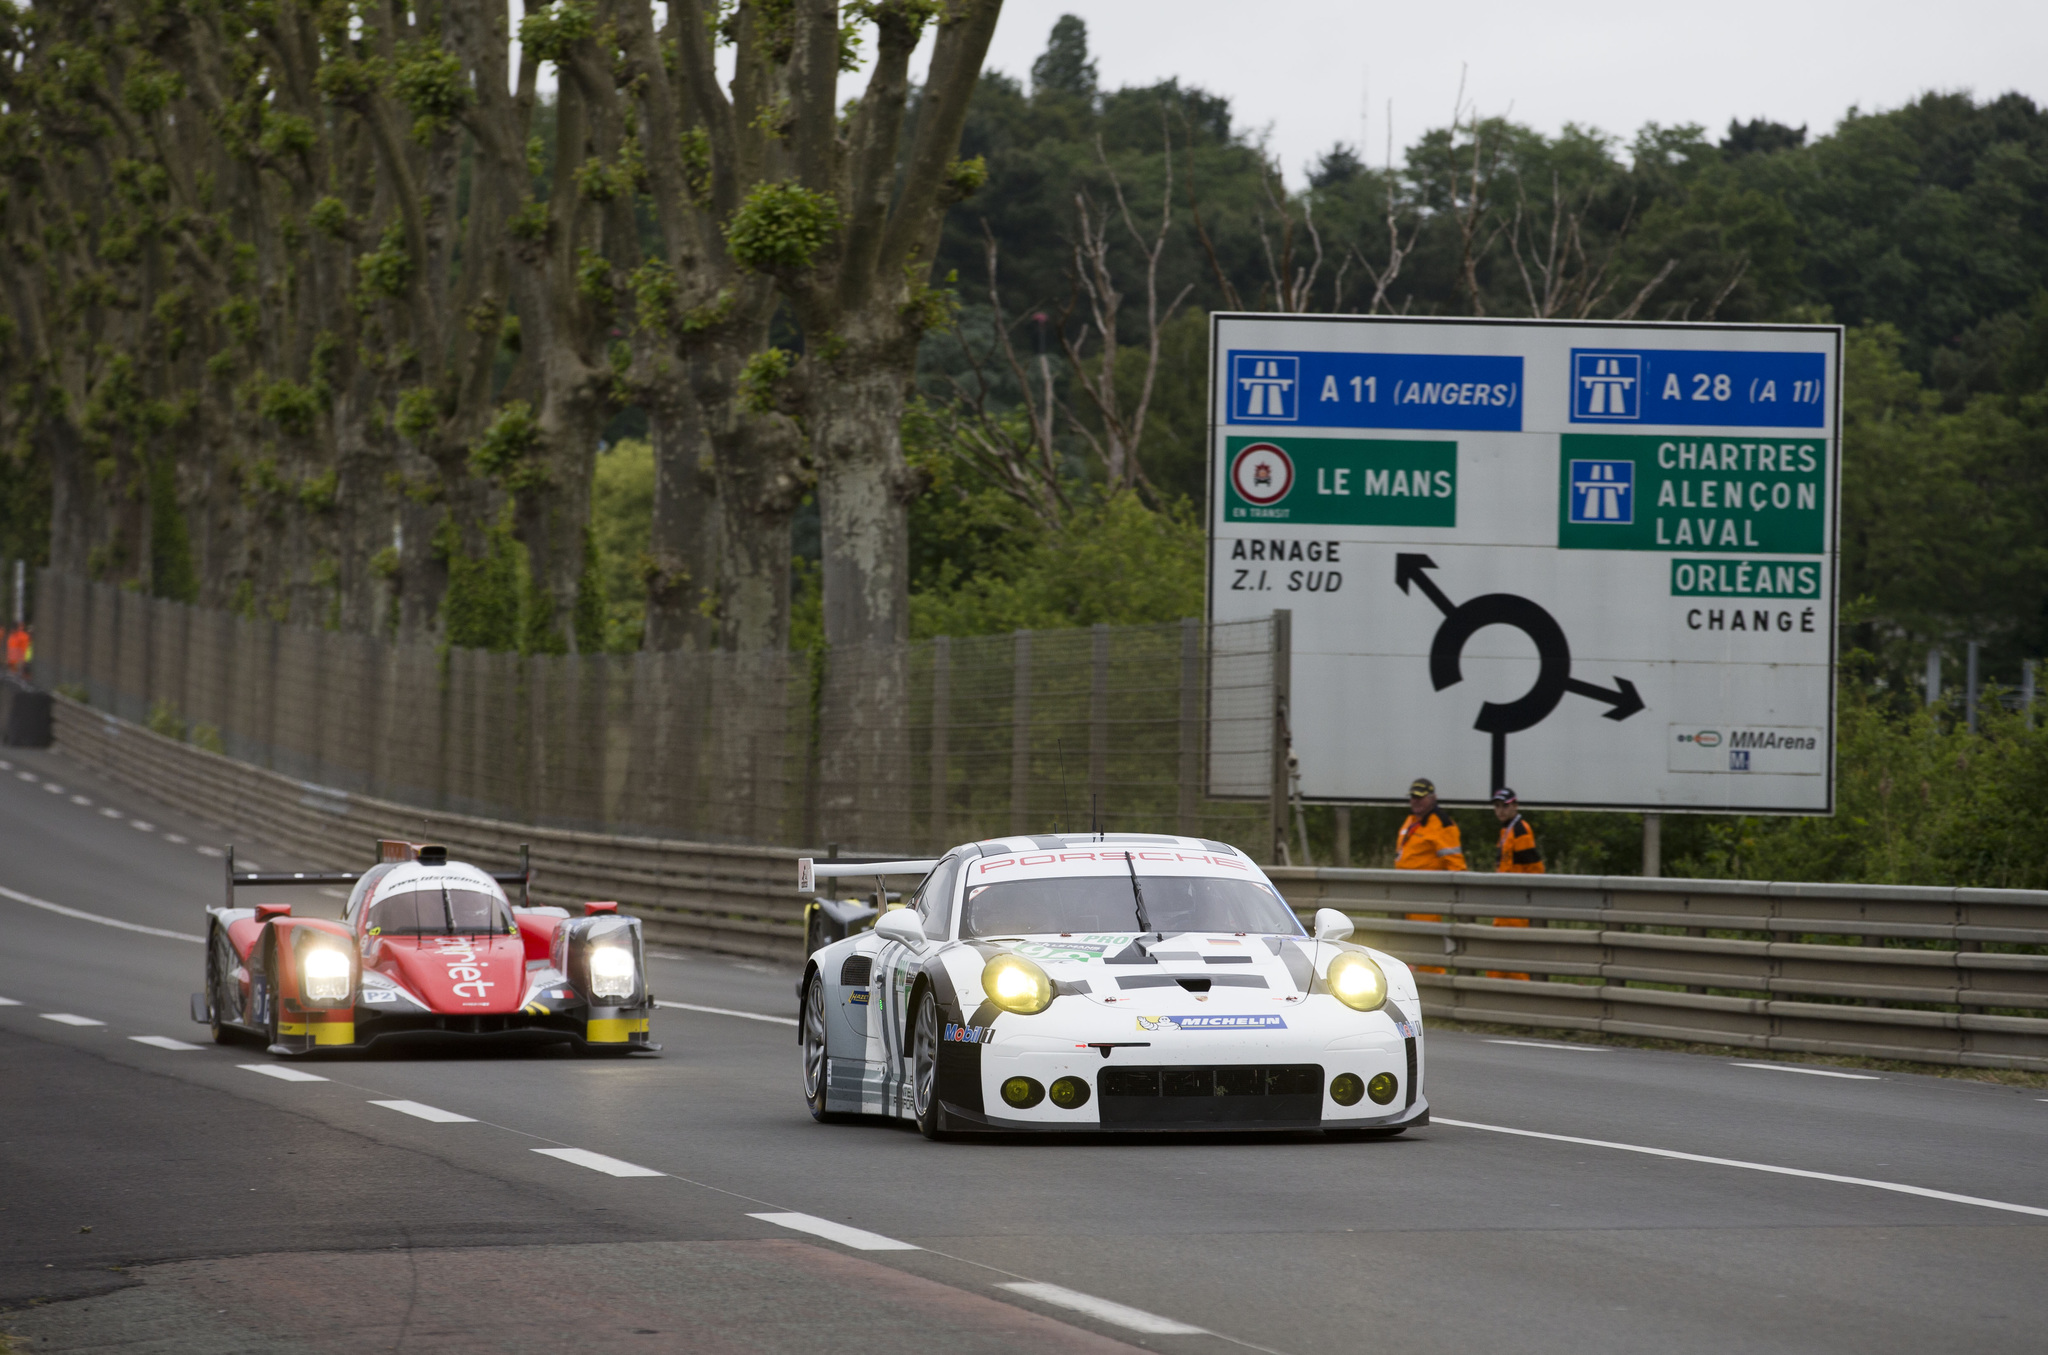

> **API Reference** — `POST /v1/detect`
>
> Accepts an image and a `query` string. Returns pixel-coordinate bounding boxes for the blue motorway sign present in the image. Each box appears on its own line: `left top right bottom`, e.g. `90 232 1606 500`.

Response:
1227 350 1523 431
1569 348 1826 428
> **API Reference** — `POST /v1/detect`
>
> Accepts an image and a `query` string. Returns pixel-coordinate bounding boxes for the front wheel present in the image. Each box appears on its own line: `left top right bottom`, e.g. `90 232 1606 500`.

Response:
206 925 241 1045
801 972 835 1122
911 988 948 1140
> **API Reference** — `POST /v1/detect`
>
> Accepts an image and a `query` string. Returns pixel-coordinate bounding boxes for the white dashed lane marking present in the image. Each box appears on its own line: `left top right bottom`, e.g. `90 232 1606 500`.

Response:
196 846 224 857
16 770 35 781
1733 1062 1880 1080
748 1212 919 1251
532 1148 664 1178
98 807 122 818
70 795 90 806
371 1100 476 1123
41 1013 105 1027
654 1000 797 1026
164 833 188 844
998 1282 1207 1336
42 783 62 794
239 1063 328 1083
1435 1118 2048 1218
130 820 154 831
1485 1039 1613 1053
132 1035 204 1051
0 996 21 1006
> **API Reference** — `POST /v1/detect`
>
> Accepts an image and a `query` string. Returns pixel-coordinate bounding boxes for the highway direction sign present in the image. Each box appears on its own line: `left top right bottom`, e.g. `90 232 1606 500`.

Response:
1207 315 1842 814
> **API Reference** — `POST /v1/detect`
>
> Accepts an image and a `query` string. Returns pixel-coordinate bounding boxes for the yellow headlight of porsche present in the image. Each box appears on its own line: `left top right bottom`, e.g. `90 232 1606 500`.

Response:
1326 951 1388 1011
981 954 1055 1015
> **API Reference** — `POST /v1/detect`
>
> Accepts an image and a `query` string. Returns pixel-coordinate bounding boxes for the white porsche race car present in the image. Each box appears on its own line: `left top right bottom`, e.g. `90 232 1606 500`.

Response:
796 833 1427 1137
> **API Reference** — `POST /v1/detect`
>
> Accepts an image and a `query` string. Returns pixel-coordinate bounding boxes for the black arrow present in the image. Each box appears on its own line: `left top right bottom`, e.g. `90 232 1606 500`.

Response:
1565 675 1646 721
1394 553 1454 617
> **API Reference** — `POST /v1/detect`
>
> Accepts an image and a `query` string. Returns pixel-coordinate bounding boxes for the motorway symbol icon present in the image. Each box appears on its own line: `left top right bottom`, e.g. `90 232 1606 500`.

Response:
1569 459 1634 523
1395 554 1645 789
1573 352 1641 420
1231 354 1299 422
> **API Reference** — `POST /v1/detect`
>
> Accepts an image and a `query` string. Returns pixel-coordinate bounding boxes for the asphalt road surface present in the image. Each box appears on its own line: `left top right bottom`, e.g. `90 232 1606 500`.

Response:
2 742 2044 1355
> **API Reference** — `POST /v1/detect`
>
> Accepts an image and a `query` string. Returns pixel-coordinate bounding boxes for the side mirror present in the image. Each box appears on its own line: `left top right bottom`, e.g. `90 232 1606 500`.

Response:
1314 908 1354 942
874 909 926 949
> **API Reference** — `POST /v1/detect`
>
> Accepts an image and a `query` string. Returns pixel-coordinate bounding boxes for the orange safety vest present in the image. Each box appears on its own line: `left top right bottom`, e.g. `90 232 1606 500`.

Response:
1496 814 1544 874
1395 809 1465 871
4 628 26 672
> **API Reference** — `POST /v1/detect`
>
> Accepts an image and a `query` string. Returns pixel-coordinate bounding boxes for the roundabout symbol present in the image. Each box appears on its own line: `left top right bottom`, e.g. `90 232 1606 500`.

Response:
1395 554 1645 789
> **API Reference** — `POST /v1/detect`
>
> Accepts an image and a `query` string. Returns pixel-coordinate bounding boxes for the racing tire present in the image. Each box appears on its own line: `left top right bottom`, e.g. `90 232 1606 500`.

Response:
206 924 241 1045
911 988 950 1140
800 971 841 1122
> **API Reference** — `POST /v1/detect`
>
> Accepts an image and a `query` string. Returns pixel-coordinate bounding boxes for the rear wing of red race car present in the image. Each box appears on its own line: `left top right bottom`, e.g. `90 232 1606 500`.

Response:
220 839 532 913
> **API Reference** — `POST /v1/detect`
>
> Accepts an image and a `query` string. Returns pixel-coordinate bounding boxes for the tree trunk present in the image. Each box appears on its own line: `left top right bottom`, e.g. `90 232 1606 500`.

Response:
815 367 913 652
644 399 721 652
714 409 803 654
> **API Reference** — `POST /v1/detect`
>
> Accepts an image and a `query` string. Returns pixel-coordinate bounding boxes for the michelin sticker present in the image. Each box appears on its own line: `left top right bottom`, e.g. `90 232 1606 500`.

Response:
1137 1014 1289 1032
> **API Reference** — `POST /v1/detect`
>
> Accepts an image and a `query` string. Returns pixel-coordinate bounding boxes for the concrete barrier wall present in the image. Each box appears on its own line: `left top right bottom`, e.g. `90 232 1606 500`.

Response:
54 695 2048 1070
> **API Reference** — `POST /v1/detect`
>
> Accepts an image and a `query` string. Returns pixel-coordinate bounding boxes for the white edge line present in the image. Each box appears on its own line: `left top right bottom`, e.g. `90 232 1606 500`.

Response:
747 1211 919 1251
1484 1039 1612 1052
998 1282 1208 1336
1434 1117 2048 1218
0 884 204 943
655 1000 798 1027
370 1099 477 1123
531 1147 665 1177
1732 1061 1880 1080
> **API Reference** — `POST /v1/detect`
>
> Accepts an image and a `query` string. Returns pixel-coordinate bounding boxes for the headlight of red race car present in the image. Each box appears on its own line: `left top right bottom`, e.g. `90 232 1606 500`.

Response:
299 939 353 1004
587 943 636 1002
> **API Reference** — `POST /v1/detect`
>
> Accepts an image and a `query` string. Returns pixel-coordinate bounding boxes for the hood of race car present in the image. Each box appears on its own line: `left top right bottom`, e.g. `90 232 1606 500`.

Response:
373 934 526 1013
974 931 1319 1010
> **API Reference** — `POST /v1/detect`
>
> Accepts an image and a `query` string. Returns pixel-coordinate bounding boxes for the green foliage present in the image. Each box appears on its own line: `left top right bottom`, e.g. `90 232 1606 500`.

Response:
725 181 840 272
437 512 525 652
518 2 595 61
943 155 988 202
315 56 383 106
147 697 187 740
628 259 677 333
469 400 549 492
393 42 471 142
590 437 654 651
572 527 607 654
145 456 197 603
310 196 351 240
677 126 712 202
355 225 413 300
508 198 551 243
258 379 321 436
297 468 338 514
737 347 794 414
394 385 440 441
575 247 615 313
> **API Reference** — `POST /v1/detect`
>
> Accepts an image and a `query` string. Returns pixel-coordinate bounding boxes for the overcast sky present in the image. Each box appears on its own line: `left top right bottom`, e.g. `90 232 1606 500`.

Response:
976 0 2048 184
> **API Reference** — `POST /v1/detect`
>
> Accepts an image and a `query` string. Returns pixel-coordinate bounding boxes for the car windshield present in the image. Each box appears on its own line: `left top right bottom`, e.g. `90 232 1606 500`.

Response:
366 885 511 936
961 875 1302 939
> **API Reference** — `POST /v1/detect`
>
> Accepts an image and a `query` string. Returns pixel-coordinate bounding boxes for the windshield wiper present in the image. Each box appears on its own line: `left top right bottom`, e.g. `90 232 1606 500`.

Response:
1122 851 1154 936
439 884 455 936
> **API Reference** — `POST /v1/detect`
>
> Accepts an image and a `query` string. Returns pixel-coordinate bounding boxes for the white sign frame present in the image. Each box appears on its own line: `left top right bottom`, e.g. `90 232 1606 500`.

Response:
1206 314 1844 815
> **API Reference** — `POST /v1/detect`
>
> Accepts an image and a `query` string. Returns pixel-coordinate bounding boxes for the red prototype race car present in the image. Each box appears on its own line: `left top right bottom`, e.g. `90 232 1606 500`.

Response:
193 839 657 1056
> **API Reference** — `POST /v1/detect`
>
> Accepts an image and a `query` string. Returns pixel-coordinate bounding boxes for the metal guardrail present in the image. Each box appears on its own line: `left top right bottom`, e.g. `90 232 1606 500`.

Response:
1269 867 2048 1072
46 694 2048 1070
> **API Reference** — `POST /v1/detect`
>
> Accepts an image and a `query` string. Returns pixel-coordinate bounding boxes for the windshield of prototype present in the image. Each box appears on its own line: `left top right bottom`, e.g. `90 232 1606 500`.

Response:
961 875 1302 938
366 886 514 936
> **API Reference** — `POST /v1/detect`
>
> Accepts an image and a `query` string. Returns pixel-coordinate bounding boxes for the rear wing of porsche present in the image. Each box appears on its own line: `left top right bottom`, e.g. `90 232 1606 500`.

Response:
796 857 938 893
221 840 532 911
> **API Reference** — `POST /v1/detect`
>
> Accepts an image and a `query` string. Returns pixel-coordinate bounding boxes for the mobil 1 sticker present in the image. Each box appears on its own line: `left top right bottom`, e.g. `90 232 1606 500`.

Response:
1669 725 1825 775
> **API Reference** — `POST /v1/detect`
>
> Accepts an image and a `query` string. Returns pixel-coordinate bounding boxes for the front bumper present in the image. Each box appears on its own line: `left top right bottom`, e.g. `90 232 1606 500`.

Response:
940 996 1424 1131
258 1005 657 1056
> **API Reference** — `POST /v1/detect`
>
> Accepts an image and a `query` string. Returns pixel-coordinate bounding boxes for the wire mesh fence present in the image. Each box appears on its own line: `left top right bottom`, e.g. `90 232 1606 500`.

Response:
35 571 1280 856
